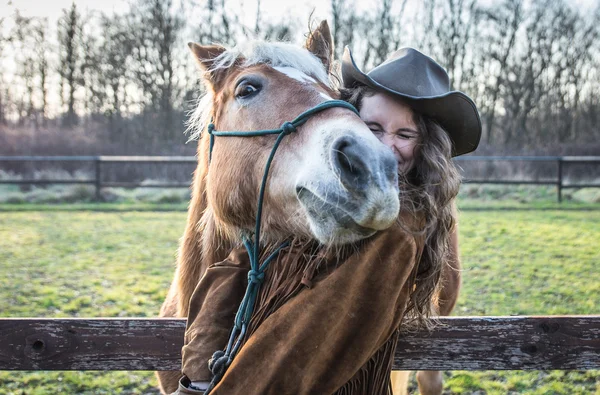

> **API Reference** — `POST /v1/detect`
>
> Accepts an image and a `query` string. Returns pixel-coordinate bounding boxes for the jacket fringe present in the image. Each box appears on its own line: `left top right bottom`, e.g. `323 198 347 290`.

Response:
243 237 400 395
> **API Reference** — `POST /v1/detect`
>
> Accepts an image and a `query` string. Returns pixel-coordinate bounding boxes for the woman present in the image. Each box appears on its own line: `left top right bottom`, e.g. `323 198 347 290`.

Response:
342 45 481 319
341 46 480 394
172 46 481 395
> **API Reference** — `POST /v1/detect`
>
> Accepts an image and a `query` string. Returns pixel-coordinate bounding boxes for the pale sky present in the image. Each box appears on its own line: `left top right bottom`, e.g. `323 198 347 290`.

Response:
0 0 342 118
3 0 597 40
2 0 597 119
3 0 597 20
2 0 331 26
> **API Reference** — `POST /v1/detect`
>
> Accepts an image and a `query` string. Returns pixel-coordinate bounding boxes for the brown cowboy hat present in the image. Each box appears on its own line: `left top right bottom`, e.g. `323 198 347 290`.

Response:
342 47 481 156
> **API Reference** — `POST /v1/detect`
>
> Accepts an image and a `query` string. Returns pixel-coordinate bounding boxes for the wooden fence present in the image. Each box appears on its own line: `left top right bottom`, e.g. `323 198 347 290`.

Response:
2 158 598 375
1 316 599 371
0 156 195 201
1 155 599 202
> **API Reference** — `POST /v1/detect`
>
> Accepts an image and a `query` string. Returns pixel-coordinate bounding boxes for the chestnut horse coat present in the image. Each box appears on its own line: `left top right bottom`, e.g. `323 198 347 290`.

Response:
177 212 424 395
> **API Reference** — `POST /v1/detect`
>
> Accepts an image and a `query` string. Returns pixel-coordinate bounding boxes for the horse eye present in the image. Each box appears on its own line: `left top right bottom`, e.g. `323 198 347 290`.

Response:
235 82 260 99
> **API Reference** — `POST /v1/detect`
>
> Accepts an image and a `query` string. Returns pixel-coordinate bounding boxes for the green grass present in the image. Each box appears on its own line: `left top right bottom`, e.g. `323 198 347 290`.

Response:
458 184 600 204
1 183 598 206
456 209 599 316
0 206 599 394
0 211 186 394
0 183 191 205
0 202 188 212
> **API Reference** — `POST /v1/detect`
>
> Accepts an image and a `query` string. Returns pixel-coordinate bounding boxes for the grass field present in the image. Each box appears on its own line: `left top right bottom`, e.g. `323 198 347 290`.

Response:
1 204 599 394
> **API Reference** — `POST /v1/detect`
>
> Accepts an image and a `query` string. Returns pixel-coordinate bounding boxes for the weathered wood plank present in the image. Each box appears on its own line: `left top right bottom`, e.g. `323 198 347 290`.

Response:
394 316 600 370
0 318 185 371
0 316 598 371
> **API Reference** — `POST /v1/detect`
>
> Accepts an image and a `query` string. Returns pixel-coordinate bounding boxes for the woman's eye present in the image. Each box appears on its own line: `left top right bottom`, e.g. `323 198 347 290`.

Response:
235 82 260 99
370 129 383 135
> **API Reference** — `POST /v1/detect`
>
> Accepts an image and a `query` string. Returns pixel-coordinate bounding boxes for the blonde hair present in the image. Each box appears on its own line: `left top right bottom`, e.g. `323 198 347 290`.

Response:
343 85 461 327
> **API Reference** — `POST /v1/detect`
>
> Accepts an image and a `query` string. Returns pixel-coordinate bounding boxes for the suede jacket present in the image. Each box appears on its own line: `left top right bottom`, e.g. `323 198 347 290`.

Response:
175 217 424 395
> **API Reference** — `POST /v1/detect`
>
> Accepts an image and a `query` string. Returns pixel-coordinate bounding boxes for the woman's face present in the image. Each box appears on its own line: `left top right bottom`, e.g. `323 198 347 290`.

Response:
359 92 420 174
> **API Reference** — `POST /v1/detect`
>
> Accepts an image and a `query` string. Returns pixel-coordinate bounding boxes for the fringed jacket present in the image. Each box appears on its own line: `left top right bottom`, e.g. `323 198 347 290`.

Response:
177 215 425 395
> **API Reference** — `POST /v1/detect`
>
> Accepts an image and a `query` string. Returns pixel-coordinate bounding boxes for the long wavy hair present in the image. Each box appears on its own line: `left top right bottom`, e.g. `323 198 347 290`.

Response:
342 85 462 328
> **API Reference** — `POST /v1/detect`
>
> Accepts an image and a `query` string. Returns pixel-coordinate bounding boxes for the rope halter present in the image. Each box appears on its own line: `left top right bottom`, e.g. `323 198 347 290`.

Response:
203 99 359 393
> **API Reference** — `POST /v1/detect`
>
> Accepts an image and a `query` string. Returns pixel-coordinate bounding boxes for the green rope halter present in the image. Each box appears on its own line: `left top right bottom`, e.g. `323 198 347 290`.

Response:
203 99 359 393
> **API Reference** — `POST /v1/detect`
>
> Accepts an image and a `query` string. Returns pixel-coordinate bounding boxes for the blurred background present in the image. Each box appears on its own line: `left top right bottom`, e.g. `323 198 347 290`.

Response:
0 0 599 204
1 0 599 155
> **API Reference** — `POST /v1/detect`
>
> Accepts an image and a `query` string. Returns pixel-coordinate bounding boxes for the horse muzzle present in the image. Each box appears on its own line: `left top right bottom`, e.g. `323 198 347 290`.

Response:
296 131 400 245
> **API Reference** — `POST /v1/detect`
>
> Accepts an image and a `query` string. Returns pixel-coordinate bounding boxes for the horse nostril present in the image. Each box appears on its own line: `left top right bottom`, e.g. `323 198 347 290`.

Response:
381 150 399 184
335 140 355 175
331 136 370 189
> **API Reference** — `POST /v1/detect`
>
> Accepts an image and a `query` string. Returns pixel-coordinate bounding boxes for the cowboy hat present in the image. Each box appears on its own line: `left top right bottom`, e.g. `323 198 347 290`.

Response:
342 47 481 156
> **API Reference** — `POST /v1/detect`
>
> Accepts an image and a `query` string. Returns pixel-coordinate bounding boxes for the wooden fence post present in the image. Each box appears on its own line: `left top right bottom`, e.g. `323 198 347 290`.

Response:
94 157 102 201
557 158 563 203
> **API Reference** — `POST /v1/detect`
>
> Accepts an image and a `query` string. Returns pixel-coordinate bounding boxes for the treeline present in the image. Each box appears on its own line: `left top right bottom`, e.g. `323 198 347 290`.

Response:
0 0 599 155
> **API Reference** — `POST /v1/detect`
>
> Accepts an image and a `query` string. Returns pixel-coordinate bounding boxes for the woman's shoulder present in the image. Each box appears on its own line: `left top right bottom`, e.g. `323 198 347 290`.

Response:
351 214 424 270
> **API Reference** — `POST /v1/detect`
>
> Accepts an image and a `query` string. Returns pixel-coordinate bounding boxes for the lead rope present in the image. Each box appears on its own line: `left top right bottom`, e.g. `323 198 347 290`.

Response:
202 100 359 393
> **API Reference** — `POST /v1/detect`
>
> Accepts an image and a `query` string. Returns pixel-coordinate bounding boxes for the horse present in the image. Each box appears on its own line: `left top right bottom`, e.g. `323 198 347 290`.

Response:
157 21 401 394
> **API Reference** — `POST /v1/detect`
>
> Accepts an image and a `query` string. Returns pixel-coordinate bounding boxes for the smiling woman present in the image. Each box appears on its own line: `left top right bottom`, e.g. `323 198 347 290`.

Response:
341 46 482 395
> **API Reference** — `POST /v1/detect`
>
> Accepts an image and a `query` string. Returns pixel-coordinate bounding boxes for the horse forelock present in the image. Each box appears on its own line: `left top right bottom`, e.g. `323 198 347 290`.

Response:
213 41 331 87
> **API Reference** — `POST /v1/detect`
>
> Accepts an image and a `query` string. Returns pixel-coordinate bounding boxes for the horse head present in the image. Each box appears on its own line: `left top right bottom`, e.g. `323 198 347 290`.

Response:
188 22 400 246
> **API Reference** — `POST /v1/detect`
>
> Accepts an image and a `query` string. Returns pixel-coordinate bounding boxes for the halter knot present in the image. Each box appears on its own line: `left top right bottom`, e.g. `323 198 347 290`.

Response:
207 123 215 134
280 121 296 135
208 350 230 378
247 269 265 285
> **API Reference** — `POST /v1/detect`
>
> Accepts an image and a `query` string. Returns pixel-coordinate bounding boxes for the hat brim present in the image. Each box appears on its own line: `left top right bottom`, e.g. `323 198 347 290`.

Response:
342 47 481 157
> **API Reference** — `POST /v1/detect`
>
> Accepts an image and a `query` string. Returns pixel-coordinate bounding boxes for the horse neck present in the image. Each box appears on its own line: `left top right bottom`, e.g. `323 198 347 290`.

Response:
175 135 233 317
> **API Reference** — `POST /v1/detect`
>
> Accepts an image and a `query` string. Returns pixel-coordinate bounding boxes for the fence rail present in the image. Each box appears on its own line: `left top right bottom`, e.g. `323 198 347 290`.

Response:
0 316 599 371
1 155 599 202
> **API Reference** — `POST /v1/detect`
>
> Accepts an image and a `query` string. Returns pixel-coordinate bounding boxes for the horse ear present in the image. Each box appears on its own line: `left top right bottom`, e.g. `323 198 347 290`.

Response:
305 20 334 73
188 42 227 78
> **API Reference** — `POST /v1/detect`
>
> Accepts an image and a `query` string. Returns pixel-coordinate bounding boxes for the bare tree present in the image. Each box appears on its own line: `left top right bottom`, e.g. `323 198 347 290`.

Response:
373 0 407 65
331 0 360 59
262 23 294 42
79 27 109 121
127 0 185 140
195 0 238 46
496 0 600 148
255 0 262 35
33 19 50 126
548 4 599 143
479 0 523 144
342 0 409 70
1 0 598 156
99 14 134 126
431 0 480 88
10 11 38 126
419 0 438 57
57 2 83 127
0 17 8 125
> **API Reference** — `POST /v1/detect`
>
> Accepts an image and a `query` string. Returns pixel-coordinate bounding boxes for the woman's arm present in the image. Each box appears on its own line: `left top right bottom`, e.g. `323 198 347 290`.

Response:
437 207 461 316
211 224 419 395
181 249 250 382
